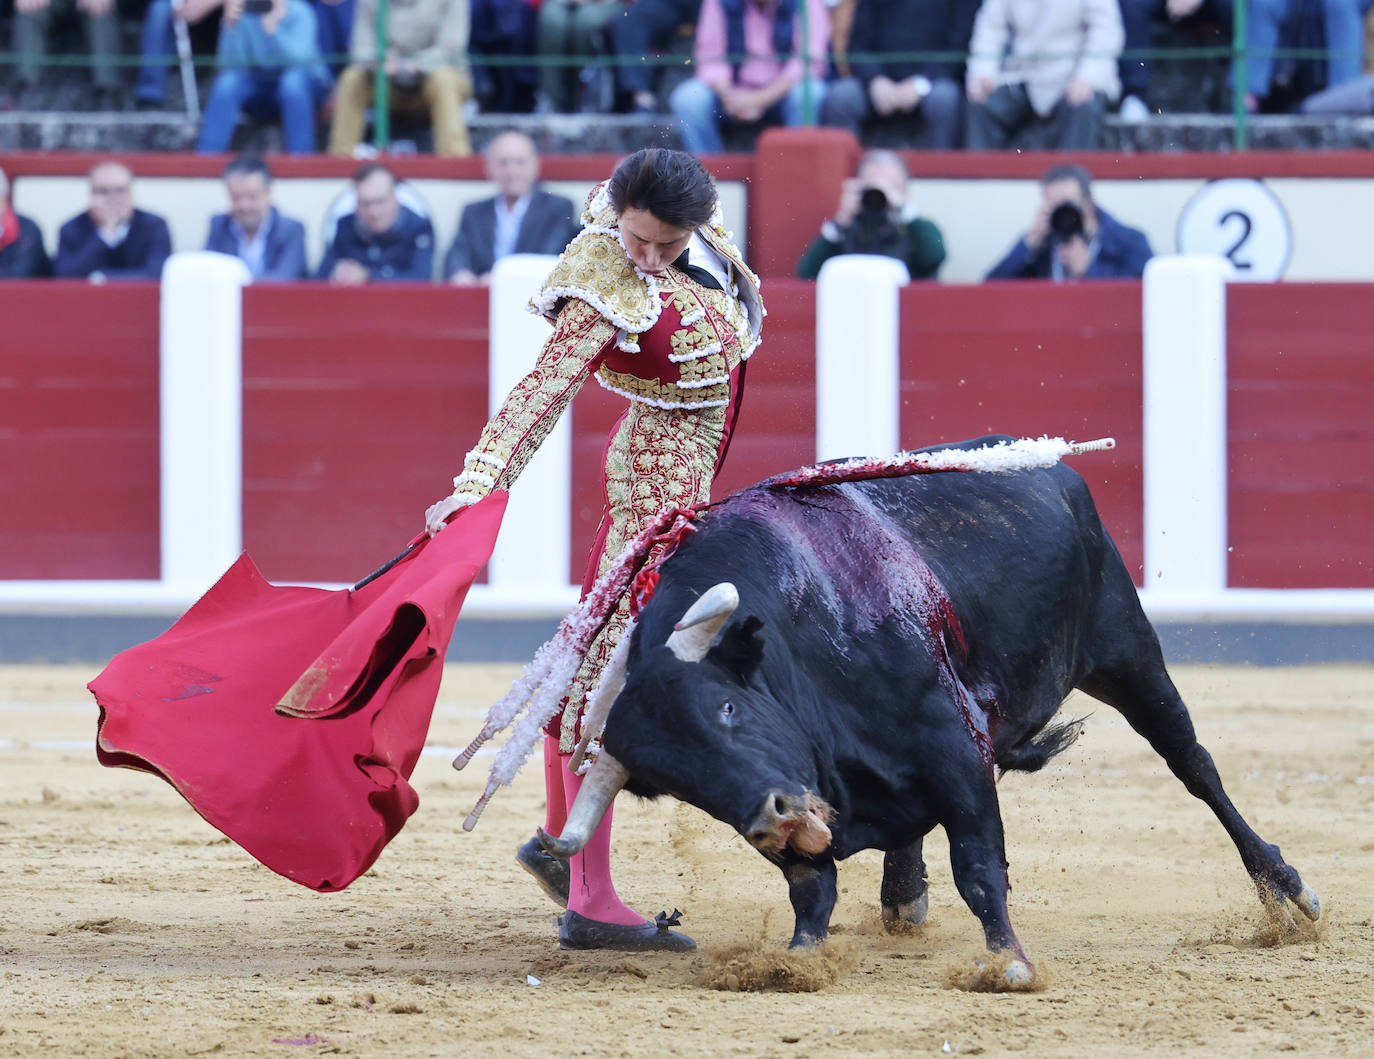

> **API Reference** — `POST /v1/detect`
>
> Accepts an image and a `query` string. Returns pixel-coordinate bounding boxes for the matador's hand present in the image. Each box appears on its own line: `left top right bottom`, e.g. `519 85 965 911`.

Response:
425 495 467 537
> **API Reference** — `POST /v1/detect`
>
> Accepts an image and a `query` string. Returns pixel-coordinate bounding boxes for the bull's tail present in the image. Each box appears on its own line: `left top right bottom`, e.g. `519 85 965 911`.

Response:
997 716 1088 774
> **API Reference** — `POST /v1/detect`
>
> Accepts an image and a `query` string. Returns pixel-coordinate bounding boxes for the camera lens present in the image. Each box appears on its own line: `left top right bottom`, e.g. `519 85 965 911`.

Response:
1049 202 1084 239
859 187 889 213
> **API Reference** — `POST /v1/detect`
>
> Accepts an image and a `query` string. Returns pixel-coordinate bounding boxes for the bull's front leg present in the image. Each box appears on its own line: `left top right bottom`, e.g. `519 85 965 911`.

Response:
779 851 838 948
881 838 930 932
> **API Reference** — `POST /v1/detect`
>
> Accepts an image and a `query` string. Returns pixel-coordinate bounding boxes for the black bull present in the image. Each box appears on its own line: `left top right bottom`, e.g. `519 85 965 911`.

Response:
540 440 1320 979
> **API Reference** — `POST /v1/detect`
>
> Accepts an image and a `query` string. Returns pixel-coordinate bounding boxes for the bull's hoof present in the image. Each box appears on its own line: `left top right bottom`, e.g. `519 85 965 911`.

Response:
516 834 569 908
881 891 929 933
1295 883 1322 923
1003 959 1034 986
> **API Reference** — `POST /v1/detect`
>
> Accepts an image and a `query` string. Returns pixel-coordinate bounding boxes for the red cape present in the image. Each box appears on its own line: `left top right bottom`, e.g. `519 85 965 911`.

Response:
90 494 507 892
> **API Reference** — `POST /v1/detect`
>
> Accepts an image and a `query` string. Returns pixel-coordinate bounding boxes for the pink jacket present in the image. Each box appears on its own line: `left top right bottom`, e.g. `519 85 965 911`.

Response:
693 0 831 92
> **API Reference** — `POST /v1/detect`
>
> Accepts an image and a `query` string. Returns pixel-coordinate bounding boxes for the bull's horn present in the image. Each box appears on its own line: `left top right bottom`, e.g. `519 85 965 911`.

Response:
537 751 630 859
665 582 739 662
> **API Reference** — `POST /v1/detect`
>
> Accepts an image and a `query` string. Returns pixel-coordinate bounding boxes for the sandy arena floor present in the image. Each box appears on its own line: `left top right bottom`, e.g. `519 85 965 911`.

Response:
1 662 1371 1057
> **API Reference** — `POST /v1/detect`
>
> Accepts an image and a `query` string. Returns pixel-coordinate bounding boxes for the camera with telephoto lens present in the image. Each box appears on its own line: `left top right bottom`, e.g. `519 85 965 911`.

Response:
1049 201 1085 240
842 185 906 260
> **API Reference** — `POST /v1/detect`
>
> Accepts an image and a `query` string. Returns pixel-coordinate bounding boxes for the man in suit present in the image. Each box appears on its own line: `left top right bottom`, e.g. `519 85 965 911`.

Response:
54 161 172 282
444 130 578 285
205 155 309 281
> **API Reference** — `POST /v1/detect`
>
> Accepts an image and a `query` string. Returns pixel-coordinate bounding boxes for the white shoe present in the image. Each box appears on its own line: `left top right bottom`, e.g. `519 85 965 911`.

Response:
1118 94 1150 123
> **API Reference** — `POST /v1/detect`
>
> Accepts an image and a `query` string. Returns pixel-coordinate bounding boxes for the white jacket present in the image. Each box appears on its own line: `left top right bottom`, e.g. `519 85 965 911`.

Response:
966 0 1123 116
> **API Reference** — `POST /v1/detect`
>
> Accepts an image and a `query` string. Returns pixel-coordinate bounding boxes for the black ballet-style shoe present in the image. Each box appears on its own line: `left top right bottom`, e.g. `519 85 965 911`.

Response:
516 834 570 908
558 909 696 952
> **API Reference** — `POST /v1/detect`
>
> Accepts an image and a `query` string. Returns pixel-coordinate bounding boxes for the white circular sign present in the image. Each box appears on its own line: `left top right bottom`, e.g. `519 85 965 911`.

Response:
1176 178 1292 282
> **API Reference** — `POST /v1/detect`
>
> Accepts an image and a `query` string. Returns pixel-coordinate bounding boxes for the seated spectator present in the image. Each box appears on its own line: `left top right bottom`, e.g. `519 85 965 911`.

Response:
12 0 124 108
612 0 701 113
327 0 474 157
986 163 1152 281
445 130 579 284
134 0 223 110
668 0 831 154
1116 0 1232 120
468 0 538 113
0 167 53 279
1238 0 1371 111
54 162 172 282
197 0 332 154
313 0 356 74
820 0 978 150
964 0 1123 150
319 163 435 283
535 0 620 112
206 156 310 280
796 149 945 280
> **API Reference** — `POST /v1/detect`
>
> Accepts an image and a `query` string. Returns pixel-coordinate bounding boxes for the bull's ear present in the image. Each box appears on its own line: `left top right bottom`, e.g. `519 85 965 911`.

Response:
709 615 765 683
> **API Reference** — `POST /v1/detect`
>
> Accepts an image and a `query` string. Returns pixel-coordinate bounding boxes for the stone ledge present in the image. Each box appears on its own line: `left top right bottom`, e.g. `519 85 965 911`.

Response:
1102 113 1374 152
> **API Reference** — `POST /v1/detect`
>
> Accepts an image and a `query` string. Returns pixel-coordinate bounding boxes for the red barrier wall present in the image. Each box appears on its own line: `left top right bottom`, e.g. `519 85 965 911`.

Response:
240 285 490 583
897 282 1146 583
0 282 161 580
1227 284 1374 588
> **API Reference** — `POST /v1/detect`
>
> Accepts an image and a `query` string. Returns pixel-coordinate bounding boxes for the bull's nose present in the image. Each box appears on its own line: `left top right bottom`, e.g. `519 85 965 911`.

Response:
745 791 793 847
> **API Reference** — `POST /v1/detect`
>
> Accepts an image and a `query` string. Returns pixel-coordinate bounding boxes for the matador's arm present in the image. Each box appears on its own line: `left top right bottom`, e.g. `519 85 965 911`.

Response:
448 298 618 506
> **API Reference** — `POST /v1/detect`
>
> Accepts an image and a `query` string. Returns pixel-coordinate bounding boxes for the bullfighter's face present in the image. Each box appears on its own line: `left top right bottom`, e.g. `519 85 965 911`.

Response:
617 207 692 276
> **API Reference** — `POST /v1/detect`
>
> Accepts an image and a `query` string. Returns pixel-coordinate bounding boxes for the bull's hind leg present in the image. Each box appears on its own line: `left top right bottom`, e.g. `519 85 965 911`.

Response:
1079 655 1321 928
881 838 930 931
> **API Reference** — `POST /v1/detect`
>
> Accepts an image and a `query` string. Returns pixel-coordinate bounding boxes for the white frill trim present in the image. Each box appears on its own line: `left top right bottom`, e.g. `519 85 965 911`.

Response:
667 340 722 363
679 308 706 327
444 492 481 507
527 227 664 339
676 374 730 390
466 450 507 472
593 373 729 409
570 617 636 774
452 470 497 490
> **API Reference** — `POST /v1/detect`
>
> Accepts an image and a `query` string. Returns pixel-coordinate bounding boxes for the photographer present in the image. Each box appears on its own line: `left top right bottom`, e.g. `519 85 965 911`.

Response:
986 164 1152 281
797 150 946 281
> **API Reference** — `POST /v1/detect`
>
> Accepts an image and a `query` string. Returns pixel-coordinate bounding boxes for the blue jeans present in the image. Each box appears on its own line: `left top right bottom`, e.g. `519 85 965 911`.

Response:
135 0 175 104
313 0 355 74
669 76 827 153
1244 0 1372 96
197 66 325 154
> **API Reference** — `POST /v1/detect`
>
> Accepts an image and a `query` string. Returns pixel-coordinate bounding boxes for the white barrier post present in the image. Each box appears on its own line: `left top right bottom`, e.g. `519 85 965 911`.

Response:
485 254 570 599
1141 254 1231 601
815 255 909 461
159 251 252 594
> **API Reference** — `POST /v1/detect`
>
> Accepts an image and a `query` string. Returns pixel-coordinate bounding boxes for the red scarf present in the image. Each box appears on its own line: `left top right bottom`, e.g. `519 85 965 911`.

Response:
0 207 20 254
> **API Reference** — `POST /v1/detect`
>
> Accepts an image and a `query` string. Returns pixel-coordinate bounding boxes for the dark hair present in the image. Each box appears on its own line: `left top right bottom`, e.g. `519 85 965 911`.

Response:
1041 163 1093 200
608 148 716 231
352 161 397 187
223 155 272 183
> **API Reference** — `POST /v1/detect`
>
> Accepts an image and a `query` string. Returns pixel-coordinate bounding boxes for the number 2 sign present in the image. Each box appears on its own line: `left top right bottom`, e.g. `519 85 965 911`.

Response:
1176 178 1293 281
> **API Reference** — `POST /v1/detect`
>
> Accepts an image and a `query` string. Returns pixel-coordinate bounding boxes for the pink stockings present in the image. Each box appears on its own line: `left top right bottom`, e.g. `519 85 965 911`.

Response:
542 734 643 925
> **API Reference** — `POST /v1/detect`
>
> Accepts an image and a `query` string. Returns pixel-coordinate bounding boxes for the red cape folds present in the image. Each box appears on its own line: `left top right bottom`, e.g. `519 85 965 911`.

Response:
89 493 508 892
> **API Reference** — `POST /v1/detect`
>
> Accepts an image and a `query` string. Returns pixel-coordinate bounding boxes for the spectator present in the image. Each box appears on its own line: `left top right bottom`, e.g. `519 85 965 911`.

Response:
535 0 621 112
445 130 579 284
134 0 223 110
612 0 701 113
986 163 1152 281
54 162 172 282
327 0 474 157
196 0 332 154
205 156 310 280
12 0 124 108
1116 0 1232 121
468 0 539 113
820 0 979 149
668 0 831 154
0 167 53 279
965 0 1123 150
319 163 436 283
796 149 945 280
1237 0 1371 111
